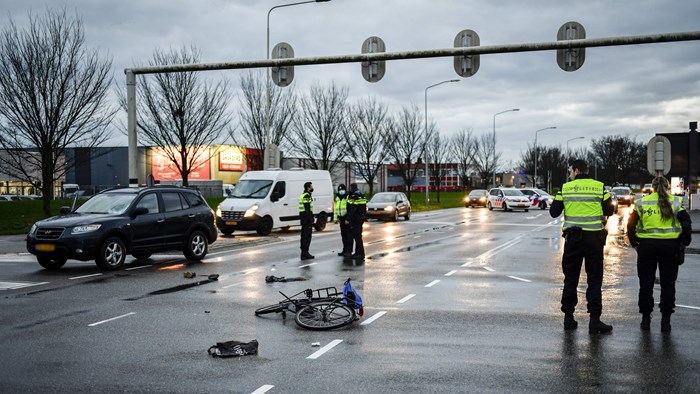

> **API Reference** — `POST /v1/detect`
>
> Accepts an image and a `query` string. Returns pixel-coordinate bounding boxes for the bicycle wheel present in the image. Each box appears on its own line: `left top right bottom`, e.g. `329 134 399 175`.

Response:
255 303 288 316
294 301 356 330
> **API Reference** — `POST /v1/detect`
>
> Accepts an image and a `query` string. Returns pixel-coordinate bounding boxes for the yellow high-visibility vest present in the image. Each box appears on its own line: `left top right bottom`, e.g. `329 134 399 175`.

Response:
634 193 684 239
299 192 313 212
334 196 347 220
555 178 608 231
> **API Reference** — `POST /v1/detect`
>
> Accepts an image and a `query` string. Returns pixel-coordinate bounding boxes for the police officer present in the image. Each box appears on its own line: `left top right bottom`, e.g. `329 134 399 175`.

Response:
299 182 314 260
627 176 692 331
334 184 352 256
345 183 366 259
550 159 615 333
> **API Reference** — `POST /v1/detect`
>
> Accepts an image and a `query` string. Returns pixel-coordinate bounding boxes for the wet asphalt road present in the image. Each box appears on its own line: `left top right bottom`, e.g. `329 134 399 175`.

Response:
1 206 699 393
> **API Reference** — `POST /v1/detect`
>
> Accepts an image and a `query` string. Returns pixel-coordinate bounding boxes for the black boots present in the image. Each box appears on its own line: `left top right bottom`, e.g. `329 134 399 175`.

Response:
589 314 613 334
301 253 315 260
640 314 651 331
564 313 578 330
661 314 672 332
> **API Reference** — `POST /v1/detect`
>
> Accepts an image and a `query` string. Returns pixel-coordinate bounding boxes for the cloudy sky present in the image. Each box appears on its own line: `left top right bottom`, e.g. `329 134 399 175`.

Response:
3 0 699 165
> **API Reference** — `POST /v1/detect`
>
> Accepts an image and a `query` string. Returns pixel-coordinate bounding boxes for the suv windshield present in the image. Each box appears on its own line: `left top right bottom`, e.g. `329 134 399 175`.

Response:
229 180 273 199
75 193 136 214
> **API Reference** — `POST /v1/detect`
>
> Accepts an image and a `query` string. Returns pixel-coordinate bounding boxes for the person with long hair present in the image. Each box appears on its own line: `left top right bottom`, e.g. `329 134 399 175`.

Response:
627 176 692 331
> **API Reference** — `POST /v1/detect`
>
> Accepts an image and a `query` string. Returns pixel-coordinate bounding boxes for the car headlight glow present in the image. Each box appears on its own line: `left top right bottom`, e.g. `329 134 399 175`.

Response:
71 224 102 234
244 204 259 218
479 197 486 201
384 205 395 212
216 206 221 217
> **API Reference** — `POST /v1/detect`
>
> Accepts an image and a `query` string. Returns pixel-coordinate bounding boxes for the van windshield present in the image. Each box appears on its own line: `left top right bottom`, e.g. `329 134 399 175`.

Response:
229 180 273 199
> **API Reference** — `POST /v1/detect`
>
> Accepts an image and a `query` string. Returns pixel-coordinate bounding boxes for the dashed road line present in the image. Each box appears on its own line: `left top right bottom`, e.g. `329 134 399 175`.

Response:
88 312 136 327
360 311 387 325
461 261 472 267
425 280 440 287
444 270 457 276
508 275 532 283
307 339 342 359
678 304 700 310
250 385 274 394
0 281 49 290
396 294 416 304
126 265 151 271
69 273 103 280
299 262 317 268
483 267 495 272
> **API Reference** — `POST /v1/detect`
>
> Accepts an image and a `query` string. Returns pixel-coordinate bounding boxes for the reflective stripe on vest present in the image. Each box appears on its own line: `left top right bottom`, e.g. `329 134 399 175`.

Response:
299 192 313 212
557 178 607 231
334 196 347 219
635 193 683 239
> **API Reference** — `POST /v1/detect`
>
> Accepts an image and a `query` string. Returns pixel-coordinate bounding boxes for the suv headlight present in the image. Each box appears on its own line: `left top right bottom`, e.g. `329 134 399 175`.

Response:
71 224 102 234
244 204 259 218
29 224 37 235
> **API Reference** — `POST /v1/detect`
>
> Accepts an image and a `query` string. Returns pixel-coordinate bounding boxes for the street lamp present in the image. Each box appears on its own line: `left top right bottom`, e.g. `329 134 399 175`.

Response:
424 79 459 206
492 108 519 188
264 0 331 169
534 126 556 187
565 136 585 181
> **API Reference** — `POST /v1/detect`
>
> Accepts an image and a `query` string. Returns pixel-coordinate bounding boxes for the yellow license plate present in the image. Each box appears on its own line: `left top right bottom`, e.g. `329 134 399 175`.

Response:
225 221 237 225
371 211 380 214
36 244 56 252
518 204 526 207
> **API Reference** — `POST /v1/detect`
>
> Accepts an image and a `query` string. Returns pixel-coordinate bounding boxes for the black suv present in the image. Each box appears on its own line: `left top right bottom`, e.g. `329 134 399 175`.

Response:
27 186 217 270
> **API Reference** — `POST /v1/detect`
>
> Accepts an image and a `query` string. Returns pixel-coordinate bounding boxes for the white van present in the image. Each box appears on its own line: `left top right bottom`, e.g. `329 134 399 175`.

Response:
215 169 333 236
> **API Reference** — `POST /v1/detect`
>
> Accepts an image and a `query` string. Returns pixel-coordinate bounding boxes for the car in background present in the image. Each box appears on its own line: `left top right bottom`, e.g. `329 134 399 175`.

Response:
26 185 217 271
487 188 530 212
465 189 489 208
611 186 635 206
641 183 653 195
366 192 411 221
518 188 554 210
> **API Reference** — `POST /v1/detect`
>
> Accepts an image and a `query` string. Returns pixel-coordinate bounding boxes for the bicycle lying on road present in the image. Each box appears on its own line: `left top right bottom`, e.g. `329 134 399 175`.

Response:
255 280 361 330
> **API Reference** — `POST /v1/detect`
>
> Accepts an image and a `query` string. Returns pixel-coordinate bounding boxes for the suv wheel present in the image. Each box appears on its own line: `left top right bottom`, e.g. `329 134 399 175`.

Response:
257 216 273 236
38 256 67 270
184 230 208 261
96 237 126 270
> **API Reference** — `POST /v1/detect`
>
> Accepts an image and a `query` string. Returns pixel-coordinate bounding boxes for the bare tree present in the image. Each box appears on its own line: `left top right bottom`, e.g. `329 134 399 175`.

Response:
384 104 429 201
236 70 296 170
450 128 475 190
127 46 232 186
427 130 450 203
346 96 389 195
471 133 499 188
287 82 349 172
536 145 564 192
0 8 115 216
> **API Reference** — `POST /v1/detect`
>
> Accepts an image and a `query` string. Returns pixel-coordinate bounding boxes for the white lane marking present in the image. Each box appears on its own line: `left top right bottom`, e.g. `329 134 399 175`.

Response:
69 273 103 280
508 275 532 283
483 267 495 272
307 339 343 359
0 281 49 290
360 311 387 325
88 312 136 327
413 236 421 239
126 265 151 271
250 385 275 394
221 281 245 289
396 294 416 304
444 270 457 276
678 304 700 310
461 261 472 267
299 262 317 268
425 280 440 288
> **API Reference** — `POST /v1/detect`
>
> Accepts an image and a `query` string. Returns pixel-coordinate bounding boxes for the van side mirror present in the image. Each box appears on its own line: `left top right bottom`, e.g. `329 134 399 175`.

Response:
270 191 280 202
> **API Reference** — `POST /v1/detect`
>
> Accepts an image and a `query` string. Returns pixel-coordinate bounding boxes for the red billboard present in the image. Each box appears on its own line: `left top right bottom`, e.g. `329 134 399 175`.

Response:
151 148 211 181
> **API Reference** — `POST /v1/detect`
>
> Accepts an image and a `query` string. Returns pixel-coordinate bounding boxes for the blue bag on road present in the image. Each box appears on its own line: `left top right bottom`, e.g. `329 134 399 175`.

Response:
342 278 363 309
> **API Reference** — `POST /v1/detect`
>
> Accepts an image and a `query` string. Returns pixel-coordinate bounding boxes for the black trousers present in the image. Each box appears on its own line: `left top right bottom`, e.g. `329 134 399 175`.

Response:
561 230 605 315
300 213 313 254
338 216 352 253
637 239 680 315
349 219 365 256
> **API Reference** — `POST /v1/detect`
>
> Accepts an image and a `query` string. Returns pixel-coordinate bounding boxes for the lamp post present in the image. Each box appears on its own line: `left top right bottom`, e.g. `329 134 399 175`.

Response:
534 126 556 187
424 79 459 206
565 136 585 181
492 108 519 188
265 0 331 169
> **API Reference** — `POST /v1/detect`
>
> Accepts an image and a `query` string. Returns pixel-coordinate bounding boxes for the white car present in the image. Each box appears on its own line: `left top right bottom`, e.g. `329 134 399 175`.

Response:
518 188 554 210
487 188 530 212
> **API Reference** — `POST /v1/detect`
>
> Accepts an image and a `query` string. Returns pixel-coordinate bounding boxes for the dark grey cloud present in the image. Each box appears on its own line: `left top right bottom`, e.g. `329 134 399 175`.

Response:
2 0 699 165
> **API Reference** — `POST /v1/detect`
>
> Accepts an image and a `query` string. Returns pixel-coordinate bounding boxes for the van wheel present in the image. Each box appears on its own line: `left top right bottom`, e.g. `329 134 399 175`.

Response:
314 215 327 231
96 237 126 270
257 217 273 236
184 230 208 261
37 256 67 270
